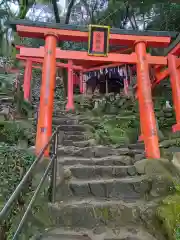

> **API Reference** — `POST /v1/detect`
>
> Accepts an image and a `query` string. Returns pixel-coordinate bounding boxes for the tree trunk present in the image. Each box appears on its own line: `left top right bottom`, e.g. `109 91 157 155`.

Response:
18 0 29 19
52 0 61 23
62 0 76 96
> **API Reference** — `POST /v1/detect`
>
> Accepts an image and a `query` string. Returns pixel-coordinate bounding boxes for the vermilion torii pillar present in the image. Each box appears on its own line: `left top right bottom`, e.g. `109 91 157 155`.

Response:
135 42 160 159
79 71 83 94
36 34 57 156
23 59 32 101
168 54 180 132
66 60 74 110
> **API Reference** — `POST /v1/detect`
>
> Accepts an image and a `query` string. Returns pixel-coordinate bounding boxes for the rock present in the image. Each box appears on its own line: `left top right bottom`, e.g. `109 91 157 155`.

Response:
134 158 175 177
160 138 180 148
17 140 28 150
134 154 145 163
172 152 180 172
64 168 73 180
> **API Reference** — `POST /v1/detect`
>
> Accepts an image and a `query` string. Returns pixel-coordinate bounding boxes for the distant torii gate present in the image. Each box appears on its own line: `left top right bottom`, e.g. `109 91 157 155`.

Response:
15 50 84 102
9 19 179 159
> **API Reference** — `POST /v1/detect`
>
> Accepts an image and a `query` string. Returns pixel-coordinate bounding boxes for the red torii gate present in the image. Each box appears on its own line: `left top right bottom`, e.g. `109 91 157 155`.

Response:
9 19 178 159
15 46 84 101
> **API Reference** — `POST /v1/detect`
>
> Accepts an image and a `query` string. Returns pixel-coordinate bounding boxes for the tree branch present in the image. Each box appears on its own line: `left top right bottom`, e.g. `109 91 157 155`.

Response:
65 0 76 24
52 0 60 23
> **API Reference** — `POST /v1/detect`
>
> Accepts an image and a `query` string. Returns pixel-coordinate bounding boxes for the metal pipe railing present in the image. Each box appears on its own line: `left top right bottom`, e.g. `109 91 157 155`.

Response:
0 126 61 239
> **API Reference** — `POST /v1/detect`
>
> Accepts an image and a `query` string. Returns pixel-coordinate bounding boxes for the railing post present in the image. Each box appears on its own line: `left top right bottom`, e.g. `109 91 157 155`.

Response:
50 131 58 203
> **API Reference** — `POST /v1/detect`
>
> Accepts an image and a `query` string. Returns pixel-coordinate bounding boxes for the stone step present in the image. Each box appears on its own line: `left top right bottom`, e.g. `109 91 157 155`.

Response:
62 140 95 147
64 165 138 179
52 118 78 125
65 176 151 200
0 92 8 96
38 231 91 240
128 143 145 150
63 134 88 142
63 131 85 136
58 125 86 132
48 198 160 229
0 97 14 102
53 111 76 118
55 175 172 201
57 146 143 158
58 156 134 166
37 227 157 240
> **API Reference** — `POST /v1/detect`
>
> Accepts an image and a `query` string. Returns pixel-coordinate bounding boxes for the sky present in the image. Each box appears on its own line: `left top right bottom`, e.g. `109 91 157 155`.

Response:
9 0 67 20
7 0 149 29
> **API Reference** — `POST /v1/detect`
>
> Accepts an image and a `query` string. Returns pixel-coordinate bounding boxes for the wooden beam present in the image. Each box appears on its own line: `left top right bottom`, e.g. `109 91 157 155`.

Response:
83 62 124 72
16 54 83 70
19 47 167 65
16 25 171 47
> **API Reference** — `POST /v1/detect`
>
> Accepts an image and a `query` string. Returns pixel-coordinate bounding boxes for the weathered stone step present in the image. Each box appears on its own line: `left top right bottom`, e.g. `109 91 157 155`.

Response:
62 139 95 147
0 97 14 102
63 131 85 136
58 156 134 166
63 134 88 142
128 143 145 150
56 175 172 202
37 227 157 240
53 111 76 118
0 92 8 96
67 176 151 200
48 198 160 229
64 165 137 179
52 118 78 125
57 146 143 158
58 125 86 132
38 231 91 240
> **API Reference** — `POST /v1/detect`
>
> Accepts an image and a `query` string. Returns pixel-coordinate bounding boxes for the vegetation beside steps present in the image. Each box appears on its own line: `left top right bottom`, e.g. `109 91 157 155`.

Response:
0 73 38 239
157 194 180 240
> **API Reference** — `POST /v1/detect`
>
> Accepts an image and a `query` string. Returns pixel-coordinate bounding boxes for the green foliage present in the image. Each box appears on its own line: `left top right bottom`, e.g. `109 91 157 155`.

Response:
0 121 33 145
76 94 140 145
147 3 180 32
157 194 180 240
0 143 35 239
0 72 34 118
0 143 35 203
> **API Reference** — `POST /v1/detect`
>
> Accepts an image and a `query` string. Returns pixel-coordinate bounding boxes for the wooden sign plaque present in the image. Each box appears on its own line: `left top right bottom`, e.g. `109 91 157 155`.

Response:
88 25 110 57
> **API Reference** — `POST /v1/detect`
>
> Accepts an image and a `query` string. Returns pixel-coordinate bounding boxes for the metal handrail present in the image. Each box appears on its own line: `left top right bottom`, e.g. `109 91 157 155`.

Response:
0 126 61 239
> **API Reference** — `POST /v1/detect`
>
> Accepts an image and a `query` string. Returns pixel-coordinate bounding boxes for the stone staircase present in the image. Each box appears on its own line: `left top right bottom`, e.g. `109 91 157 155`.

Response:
36 110 171 240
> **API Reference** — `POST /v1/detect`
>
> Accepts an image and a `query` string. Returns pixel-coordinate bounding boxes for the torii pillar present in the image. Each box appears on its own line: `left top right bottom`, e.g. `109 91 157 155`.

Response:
79 71 83 93
66 60 74 111
168 54 180 132
135 41 160 159
35 34 57 156
23 59 32 101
